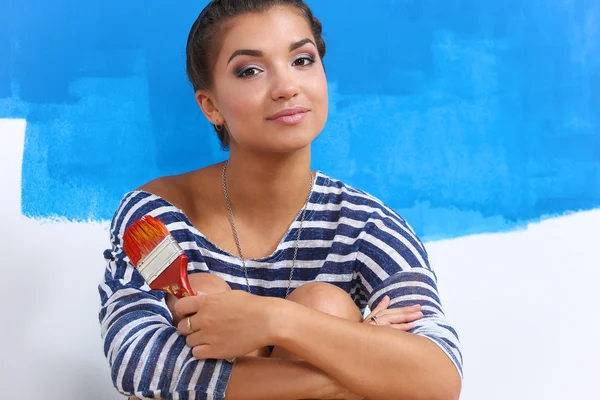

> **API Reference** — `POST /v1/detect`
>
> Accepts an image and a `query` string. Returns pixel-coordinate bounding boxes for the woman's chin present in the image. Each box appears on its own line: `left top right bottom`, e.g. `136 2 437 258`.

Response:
236 131 320 154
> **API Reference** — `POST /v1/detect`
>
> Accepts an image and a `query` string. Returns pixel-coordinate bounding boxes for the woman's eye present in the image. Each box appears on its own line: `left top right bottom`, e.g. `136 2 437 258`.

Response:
293 56 315 67
237 67 261 78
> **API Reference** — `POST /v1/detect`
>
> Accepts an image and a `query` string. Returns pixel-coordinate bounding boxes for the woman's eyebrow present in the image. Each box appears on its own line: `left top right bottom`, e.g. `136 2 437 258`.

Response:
227 49 263 65
226 38 317 65
289 38 316 52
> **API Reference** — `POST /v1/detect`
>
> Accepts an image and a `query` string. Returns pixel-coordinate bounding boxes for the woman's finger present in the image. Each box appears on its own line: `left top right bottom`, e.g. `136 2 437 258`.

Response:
389 322 415 331
384 311 423 324
165 294 181 325
177 313 202 336
364 295 391 322
365 303 422 324
185 329 207 348
375 304 420 318
375 306 423 322
191 344 212 360
174 294 204 317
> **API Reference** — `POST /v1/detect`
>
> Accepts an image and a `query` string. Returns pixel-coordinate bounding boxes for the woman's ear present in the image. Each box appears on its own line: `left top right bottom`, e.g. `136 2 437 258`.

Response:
195 90 224 125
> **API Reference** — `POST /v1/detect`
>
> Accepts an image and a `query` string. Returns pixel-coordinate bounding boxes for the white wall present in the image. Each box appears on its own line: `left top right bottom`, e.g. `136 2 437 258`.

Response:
0 119 119 399
430 211 600 399
1 118 598 399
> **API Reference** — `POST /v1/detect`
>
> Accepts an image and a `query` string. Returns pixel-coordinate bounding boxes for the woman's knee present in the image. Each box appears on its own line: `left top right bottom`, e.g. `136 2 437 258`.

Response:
188 272 231 294
286 282 362 322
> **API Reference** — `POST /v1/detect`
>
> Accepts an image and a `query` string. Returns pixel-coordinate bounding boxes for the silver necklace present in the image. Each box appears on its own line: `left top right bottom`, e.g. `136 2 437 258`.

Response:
221 161 314 298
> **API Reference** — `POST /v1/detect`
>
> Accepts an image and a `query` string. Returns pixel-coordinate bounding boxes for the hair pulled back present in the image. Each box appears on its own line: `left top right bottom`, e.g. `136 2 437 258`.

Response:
186 0 326 149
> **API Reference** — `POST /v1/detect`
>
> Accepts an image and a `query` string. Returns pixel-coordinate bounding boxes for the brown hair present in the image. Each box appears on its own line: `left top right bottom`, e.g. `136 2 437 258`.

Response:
186 0 327 149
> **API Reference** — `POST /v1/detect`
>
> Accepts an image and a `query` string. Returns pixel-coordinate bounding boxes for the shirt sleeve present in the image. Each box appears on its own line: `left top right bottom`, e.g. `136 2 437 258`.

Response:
98 192 233 399
355 209 463 378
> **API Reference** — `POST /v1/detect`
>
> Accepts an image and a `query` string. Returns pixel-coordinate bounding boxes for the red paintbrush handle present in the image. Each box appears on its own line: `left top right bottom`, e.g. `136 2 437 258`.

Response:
149 254 194 299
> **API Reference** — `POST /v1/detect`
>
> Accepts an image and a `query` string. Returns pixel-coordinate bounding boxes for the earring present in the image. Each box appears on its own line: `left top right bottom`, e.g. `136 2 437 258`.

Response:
214 124 223 131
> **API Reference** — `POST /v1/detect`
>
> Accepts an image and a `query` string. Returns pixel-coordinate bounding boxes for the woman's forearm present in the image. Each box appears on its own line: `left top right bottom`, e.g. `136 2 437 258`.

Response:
225 356 338 400
270 299 461 400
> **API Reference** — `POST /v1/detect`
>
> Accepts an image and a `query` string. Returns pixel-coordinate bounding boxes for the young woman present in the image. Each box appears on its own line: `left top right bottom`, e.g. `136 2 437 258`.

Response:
99 1 463 399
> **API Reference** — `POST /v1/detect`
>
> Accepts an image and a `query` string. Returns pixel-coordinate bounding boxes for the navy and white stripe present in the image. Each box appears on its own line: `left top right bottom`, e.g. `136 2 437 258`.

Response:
98 171 463 399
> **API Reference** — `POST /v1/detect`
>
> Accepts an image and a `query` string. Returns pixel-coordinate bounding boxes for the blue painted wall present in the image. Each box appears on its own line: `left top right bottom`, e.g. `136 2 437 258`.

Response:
1 0 598 240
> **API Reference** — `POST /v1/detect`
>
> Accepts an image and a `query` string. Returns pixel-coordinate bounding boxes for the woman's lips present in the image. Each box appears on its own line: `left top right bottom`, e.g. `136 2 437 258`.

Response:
267 106 310 125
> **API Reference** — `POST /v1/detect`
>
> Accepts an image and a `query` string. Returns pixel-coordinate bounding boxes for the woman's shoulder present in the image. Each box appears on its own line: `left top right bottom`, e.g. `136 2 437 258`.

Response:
125 164 221 215
109 167 216 239
317 172 406 222
135 175 190 211
317 171 377 198
319 172 425 254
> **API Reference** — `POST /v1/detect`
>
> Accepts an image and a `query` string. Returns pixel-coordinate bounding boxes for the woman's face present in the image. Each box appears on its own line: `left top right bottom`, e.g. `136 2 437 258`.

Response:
199 6 328 153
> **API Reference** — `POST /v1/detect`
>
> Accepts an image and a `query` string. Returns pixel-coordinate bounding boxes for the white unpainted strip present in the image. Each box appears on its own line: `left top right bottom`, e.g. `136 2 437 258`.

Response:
0 118 25 220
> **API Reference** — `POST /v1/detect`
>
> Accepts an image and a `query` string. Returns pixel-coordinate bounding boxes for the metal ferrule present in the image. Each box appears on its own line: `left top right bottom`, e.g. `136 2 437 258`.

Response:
136 235 184 283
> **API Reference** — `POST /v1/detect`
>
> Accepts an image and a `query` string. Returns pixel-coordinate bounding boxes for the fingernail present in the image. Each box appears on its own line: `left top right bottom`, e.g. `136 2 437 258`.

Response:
196 291 206 296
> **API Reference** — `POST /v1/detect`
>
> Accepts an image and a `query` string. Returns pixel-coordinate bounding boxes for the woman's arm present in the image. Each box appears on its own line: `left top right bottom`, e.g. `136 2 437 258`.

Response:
272 294 461 400
178 288 459 400
99 193 234 399
102 191 361 400
224 357 360 400
298 209 461 400
177 209 462 400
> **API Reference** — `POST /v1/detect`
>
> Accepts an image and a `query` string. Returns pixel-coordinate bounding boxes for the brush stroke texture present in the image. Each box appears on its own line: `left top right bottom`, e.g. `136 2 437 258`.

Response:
1 0 598 240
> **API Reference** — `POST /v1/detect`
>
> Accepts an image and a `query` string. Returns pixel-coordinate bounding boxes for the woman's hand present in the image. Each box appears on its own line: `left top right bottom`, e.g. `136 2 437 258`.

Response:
165 293 182 326
175 290 276 360
363 295 423 331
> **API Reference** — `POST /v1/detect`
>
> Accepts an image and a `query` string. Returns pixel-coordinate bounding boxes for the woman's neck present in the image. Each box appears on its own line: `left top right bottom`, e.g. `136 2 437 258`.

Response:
223 146 313 222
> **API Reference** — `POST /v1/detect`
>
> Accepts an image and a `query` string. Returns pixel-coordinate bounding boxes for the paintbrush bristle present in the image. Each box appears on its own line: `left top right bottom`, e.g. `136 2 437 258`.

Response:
123 215 171 266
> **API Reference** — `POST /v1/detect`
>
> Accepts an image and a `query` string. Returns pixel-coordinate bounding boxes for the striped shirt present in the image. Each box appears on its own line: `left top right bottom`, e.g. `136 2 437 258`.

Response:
98 171 463 399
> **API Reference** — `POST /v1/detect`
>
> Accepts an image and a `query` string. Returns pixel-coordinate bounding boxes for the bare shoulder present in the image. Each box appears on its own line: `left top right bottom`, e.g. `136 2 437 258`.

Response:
136 163 222 218
136 174 190 210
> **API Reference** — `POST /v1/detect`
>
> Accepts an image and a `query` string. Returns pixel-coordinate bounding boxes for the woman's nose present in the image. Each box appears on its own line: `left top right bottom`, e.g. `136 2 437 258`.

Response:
270 69 299 101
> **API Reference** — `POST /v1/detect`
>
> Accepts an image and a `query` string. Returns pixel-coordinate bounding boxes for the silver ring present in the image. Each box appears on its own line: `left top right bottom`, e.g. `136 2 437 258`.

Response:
370 315 380 326
186 317 193 333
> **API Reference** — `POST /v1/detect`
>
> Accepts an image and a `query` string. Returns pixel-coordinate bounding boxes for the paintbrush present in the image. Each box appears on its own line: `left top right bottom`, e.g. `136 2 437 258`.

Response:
123 215 194 298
